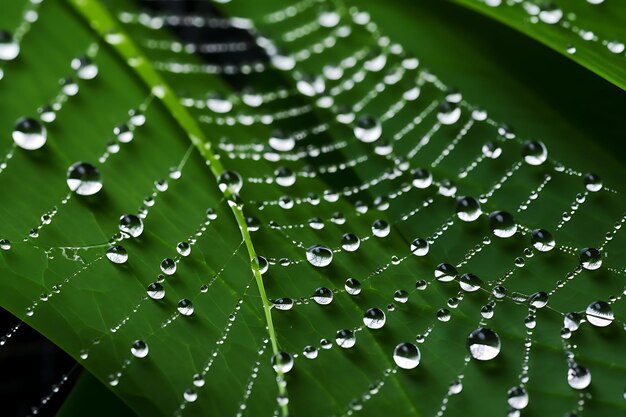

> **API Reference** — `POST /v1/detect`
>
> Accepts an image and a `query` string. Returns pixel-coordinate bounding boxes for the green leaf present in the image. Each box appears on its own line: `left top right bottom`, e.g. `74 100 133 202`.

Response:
450 0 626 90
0 0 625 417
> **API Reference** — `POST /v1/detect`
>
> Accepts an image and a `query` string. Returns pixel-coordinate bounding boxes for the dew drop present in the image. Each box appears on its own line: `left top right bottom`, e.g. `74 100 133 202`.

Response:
341 233 360 252
435 263 458 282
218 170 243 194
579 247 602 270
482 141 502 159
0 239 11 251
522 140 548 165
160 258 176 275
0 31 19 60
467 327 501 361
583 173 602 192
459 273 483 292
585 300 613 327
437 102 461 125
131 340 149 358
271 351 293 373
456 196 482 222
412 168 433 189
66 162 102 195
71 56 98 80
372 219 390 237
393 343 421 369
268 129 295 152
12 118 47 150
106 245 128 264
507 386 529 410
531 229 555 252
567 363 591 389
410 238 429 256
303 345 318 359
313 287 333 305
177 299 194 316
306 245 333 267
354 115 382 143
274 166 296 187
183 389 197 402
345 278 362 295
176 241 191 257
363 307 386 329
119 214 143 237
128 109 146 127
528 291 549 308
336 329 356 348
489 211 517 238
147 282 165 300
273 298 294 311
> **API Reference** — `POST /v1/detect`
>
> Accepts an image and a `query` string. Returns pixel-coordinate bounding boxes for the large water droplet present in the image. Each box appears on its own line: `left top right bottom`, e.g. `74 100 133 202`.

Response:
341 233 360 252
336 329 356 348
354 115 382 143
363 307 386 329
218 170 243 194
567 363 591 389
119 214 144 237
345 278 362 295
177 299 194 316
522 140 548 165
66 162 102 195
393 343 421 369
147 282 165 300
306 245 333 267
467 327 501 361
459 273 483 292
412 168 433 189
579 247 602 270
268 129 295 152
0 31 20 60
312 287 333 305
437 102 461 125
275 166 296 187
531 229 555 252
585 300 613 327
271 351 293 373
507 386 529 410
372 219 390 237
160 258 176 275
131 340 149 358
410 238 429 256
13 118 47 150
489 211 517 238
106 245 128 264
456 196 482 222
583 173 602 192
71 56 98 80
435 263 458 282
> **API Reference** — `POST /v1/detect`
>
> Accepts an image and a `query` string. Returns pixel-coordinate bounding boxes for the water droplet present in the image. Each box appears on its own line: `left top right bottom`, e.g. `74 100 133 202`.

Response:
583 173 602 192
460 273 483 292
354 115 382 143
456 196 482 222
218 170 243 194
507 386 529 410
393 290 409 303
303 345 318 359
160 258 176 275
531 229 555 252
147 282 165 300
579 247 602 270
192 374 205 387
522 140 548 165
71 56 98 80
183 389 197 402
528 291 549 308
106 245 128 264
482 141 502 159
607 40 625 54
437 308 451 321
564 312 584 331
567 363 591 389
271 351 293 373
275 166 296 187
345 278 362 295
128 109 146 127
393 343 421 369
66 162 102 195
12 118 47 150
273 298 294 311
306 245 333 267
363 308 386 329
435 263 458 282
0 239 11 251
372 219 390 237
131 340 149 358
410 238 429 256
449 379 463 395
0 31 19 61
268 129 295 152
489 211 517 238
412 168 433 189
585 300 613 327
341 233 360 251
313 287 333 305
437 102 461 125
336 329 356 348
257 256 268 274
177 299 194 316
177 241 191 257
467 327 501 361
119 214 144 237
538 4 563 24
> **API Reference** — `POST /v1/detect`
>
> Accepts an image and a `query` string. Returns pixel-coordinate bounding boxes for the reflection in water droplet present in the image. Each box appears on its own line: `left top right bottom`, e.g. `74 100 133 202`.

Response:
177 299 194 316
567 363 591 389
579 247 602 270
489 211 517 238
13 118 47 150
585 300 613 327
271 351 293 373
119 214 144 237
131 340 149 358
393 343 421 369
467 327 501 361
67 162 102 195
336 329 356 348
106 245 128 264
456 196 482 222
306 245 333 267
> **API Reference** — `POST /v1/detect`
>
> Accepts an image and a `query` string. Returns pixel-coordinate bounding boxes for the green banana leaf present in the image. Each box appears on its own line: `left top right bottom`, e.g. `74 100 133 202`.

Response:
0 0 624 416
